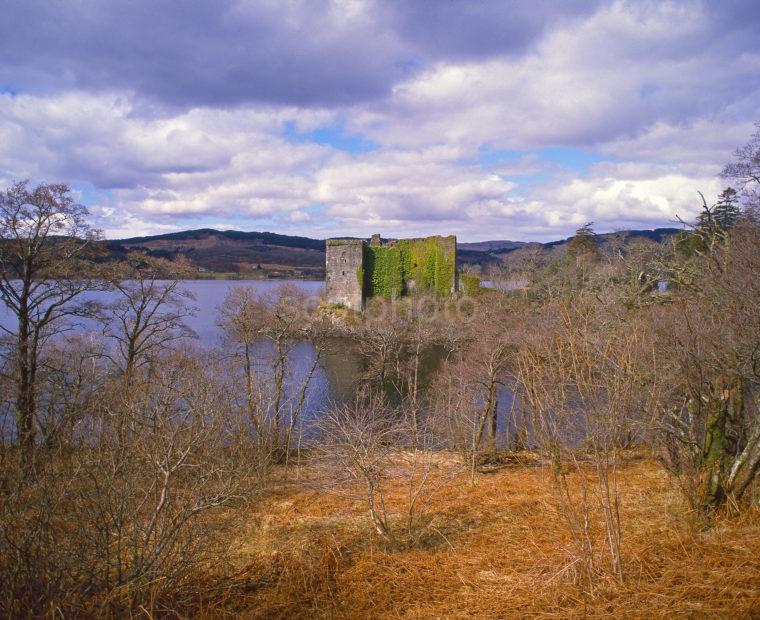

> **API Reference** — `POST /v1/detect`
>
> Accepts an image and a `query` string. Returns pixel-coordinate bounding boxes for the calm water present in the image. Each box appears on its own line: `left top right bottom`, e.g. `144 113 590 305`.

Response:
172 279 325 346
0 279 519 444
0 280 354 426
0 279 325 345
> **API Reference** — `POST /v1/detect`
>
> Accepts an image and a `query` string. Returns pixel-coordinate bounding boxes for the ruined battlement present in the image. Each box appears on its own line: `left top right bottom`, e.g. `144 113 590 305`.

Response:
325 235 457 311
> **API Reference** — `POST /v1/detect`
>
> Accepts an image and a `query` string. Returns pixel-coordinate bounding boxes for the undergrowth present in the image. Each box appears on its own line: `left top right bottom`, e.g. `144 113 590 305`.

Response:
103 455 760 619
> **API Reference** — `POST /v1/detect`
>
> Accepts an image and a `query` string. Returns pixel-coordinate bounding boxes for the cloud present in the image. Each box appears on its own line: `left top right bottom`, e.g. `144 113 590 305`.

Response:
530 165 724 231
309 156 723 241
312 147 518 229
0 0 589 109
0 1 758 241
352 1 760 151
89 205 181 239
387 0 602 61
0 0 398 107
598 121 759 168
0 91 343 235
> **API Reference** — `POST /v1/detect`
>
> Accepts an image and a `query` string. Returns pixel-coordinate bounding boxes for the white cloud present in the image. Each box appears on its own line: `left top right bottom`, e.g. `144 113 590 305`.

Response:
1 1 758 241
89 205 181 239
353 1 759 153
527 166 724 233
312 148 517 230
0 91 342 233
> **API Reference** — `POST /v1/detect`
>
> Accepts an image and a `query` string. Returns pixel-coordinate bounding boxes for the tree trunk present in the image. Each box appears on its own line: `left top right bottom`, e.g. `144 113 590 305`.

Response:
488 396 498 454
728 425 760 501
696 376 750 513
697 391 729 511
15 312 36 478
366 480 395 548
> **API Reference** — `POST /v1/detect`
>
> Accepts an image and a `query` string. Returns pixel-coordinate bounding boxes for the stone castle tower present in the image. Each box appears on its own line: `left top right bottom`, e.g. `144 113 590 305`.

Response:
325 239 365 311
325 235 457 311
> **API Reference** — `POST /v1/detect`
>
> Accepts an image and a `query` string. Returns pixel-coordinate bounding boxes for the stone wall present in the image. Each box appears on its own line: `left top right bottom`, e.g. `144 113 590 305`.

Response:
325 239 364 311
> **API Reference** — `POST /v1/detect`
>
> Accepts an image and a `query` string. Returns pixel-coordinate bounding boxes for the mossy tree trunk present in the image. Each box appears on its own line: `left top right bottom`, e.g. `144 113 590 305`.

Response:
693 376 759 514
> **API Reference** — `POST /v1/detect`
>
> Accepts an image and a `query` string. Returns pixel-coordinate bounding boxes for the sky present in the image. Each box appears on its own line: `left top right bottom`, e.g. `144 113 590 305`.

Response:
1 0 759 242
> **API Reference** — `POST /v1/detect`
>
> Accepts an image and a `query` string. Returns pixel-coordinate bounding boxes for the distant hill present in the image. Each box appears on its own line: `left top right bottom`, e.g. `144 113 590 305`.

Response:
457 227 683 272
103 227 684 278
458 240 527 252
459 227 684 275
538 227 682 250
106 229 327 278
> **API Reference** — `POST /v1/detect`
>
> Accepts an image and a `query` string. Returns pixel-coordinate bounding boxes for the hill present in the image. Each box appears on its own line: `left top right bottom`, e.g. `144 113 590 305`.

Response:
458 227 683 273
458 240 527 252
103 227 684 278
106 229 327 278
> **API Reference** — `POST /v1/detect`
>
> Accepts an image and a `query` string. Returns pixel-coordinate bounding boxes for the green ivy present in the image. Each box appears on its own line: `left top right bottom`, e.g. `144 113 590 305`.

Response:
460 273 481 296
363 236 455 298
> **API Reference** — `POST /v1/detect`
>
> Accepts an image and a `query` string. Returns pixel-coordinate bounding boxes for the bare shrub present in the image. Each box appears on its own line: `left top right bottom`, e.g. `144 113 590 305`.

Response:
312 397 448 549
332 295 462 401
648 212 760 515
516 294 652 585
429 297 520 480
0 349 263 617
35 333 107 449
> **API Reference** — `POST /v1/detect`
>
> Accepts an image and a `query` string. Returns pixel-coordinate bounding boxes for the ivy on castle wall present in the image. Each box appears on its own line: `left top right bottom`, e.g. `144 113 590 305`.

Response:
363 236 456 298
459 273 481 296
356 265 364 289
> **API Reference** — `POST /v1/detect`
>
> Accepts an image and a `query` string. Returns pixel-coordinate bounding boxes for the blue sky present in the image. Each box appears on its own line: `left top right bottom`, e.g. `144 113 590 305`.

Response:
282 121 379 155
1 0 758 241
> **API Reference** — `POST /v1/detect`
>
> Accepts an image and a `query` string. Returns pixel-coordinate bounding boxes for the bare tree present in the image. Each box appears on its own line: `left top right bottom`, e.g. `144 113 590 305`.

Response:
315 397 401 546
266 284 316 452
517 295 650 584
431 298 514 481
219 285 270 448
346 298 408 390
334 295 461 419
219 283 324 458
722 120 760 194
488 243 543 294
650 211 760 514
0 180 103 475
0 349 262 616
77 352 255 588
35 333 106 449
101 252 196 383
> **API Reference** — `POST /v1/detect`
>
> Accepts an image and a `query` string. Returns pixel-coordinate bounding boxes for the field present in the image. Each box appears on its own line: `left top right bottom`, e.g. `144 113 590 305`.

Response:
183 454 760 619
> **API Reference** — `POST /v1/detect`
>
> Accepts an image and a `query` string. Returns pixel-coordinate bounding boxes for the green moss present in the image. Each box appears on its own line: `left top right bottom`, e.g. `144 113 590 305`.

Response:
363 236 456 299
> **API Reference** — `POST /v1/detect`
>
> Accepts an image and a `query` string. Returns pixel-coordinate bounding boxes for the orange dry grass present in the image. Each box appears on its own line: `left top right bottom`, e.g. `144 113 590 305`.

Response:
201 457 760 619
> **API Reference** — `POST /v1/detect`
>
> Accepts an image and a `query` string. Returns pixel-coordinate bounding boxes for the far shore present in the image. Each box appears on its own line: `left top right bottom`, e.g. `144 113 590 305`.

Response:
188 270 325 281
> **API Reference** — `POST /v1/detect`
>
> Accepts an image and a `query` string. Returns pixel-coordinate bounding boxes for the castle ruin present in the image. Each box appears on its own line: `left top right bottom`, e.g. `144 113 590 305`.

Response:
325 235 457 311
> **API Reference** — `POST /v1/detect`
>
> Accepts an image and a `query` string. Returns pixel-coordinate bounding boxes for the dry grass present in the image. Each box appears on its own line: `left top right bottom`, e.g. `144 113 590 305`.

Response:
168 455 760 619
